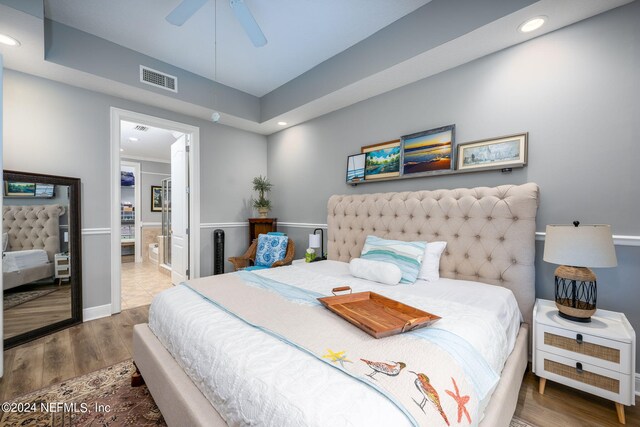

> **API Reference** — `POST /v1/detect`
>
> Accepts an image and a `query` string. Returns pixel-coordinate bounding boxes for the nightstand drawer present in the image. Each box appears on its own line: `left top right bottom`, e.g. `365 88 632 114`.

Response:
536 323 631 373
536 350 633 405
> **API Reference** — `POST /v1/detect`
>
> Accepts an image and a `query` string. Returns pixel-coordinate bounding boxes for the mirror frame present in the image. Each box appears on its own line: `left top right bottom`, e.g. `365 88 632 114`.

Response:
3 170 83 348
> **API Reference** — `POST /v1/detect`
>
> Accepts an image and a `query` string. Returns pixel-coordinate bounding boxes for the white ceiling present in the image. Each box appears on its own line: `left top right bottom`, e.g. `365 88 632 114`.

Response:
120 120 181 162
44 0 431 97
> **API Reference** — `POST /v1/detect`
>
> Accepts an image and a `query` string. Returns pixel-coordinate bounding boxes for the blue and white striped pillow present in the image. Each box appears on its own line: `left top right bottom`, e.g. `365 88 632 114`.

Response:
360 235 426 284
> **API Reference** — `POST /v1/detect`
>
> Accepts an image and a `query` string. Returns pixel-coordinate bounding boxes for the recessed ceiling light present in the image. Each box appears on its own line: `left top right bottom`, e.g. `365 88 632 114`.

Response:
277 121 287 126
120 148 124 152
129 137 139 142
0 33 21 47
518 16 546 33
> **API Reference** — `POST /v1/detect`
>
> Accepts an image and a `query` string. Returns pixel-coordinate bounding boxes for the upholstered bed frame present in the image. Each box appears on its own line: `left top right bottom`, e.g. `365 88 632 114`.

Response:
2 204 64 290
133 183 540 427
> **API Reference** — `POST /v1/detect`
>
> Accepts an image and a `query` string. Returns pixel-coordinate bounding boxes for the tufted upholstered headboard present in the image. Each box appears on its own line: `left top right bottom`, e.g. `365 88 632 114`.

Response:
327 183 539 325
2 204 65 262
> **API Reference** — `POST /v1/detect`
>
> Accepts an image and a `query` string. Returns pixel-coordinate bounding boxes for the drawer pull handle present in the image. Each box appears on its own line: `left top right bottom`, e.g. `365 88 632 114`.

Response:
576 362 583 374
576 334 583 344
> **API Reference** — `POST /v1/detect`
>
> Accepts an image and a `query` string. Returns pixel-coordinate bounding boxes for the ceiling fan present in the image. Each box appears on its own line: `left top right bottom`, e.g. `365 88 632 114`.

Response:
166 0 267 47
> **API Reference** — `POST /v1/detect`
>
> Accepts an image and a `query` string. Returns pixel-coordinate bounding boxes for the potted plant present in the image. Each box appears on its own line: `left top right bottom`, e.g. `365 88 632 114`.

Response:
251 175 273 218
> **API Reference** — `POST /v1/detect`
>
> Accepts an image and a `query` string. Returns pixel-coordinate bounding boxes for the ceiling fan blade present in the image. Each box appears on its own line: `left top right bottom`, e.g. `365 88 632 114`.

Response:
166 0 208 26
229 0 267 47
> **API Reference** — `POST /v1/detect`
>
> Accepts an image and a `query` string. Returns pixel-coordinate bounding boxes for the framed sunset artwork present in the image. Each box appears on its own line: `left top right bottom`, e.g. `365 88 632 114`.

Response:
401 125 455 176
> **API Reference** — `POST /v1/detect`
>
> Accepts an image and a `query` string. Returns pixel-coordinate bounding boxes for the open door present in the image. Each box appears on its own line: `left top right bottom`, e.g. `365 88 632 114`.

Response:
170 135 189 284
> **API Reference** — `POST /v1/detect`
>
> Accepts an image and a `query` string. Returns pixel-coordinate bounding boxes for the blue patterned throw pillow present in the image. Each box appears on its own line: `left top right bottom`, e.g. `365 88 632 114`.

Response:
360 235 426 284
255 234 289 267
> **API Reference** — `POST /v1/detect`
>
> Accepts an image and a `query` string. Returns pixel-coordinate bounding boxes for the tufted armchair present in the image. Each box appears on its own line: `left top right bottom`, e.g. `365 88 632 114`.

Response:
229 235 295 271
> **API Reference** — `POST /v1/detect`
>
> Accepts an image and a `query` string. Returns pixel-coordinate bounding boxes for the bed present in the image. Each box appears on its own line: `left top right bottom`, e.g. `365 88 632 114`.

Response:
2 204 64 290
133 183 539 426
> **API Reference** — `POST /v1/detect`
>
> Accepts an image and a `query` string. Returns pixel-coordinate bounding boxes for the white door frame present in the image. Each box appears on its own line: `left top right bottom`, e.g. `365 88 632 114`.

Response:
109 107 200 314
120 160 142 263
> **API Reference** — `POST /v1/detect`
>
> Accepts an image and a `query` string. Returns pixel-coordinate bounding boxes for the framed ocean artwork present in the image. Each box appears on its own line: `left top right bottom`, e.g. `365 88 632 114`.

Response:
457 133 528 171
401 125 455 176
346 153 366 184
361 140 401 180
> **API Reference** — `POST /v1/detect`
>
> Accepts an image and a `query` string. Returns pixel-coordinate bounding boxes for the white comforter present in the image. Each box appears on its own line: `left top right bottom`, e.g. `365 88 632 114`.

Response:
2 249 50 273
149 261 521 427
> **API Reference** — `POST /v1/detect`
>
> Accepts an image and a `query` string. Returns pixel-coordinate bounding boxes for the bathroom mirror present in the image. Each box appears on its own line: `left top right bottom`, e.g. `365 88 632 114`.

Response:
2 170 82 348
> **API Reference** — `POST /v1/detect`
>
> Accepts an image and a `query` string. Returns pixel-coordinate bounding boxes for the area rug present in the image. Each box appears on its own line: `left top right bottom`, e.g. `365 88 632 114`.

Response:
3 288 58 310
0 360 164 426
0 359 536 427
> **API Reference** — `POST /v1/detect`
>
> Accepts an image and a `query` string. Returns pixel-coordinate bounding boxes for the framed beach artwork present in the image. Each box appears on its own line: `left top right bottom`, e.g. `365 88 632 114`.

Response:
401 125 455 176
151 186 162 212
346 153 366 184
362 139 401 180
4 181 36 197
457 133 528 171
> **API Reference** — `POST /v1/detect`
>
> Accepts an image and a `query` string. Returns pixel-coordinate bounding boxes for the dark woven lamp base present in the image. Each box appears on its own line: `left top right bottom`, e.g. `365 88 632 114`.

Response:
554 265 597 323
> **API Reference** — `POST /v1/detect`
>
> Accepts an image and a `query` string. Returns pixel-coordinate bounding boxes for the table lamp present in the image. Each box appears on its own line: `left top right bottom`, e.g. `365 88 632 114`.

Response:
308 228 326 262
543 221 617 322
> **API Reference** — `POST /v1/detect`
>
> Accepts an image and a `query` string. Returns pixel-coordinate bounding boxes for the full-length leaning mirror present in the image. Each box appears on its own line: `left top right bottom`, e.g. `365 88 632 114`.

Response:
2 170 82 348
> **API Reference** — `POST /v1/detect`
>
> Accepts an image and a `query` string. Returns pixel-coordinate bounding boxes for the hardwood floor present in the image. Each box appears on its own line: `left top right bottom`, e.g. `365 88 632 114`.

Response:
3 285 72 338
1 306 637 427
515 369 639 426
0 305 148 402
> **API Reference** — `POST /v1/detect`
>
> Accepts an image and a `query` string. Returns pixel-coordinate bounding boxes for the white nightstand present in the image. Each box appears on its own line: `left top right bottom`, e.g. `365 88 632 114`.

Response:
533 299 636 424
54 253 71 284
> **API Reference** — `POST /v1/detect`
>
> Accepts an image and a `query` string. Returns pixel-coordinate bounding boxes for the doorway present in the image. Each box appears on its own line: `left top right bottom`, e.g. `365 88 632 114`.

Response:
110 108 200 314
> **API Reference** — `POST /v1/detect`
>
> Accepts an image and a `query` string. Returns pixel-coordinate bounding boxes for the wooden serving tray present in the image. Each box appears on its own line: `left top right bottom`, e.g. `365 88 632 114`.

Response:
317 286 441 339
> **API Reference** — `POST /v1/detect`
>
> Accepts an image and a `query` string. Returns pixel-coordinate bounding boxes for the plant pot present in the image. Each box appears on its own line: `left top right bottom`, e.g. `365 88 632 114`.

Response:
257 207 270 218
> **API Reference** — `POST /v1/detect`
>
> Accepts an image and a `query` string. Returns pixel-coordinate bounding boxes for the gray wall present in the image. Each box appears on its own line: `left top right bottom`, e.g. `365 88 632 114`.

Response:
268 3 640 371
3 70 267 309
45 19 261 122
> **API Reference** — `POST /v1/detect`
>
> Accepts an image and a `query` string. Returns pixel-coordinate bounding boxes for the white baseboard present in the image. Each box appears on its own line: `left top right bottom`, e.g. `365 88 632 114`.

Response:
83 304 112 322
636 373 639 397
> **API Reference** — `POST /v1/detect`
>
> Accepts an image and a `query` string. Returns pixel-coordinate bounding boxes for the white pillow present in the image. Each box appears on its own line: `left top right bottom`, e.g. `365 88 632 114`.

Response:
418 241 447 282
349 258 402 286
2 233 8 252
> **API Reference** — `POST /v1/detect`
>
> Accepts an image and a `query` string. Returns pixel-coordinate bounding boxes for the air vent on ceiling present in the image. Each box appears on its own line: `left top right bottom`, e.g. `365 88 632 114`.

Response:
134 125 149 132
139 66 178 93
